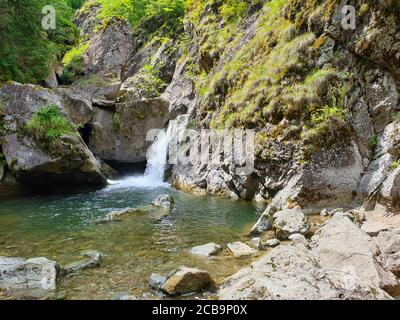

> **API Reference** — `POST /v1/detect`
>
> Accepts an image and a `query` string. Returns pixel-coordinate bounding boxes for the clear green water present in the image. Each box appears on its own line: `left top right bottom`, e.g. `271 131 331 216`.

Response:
0 182 262 300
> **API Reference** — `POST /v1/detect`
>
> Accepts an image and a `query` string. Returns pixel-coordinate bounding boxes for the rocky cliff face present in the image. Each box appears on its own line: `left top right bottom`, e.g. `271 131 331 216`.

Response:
165 0 400 216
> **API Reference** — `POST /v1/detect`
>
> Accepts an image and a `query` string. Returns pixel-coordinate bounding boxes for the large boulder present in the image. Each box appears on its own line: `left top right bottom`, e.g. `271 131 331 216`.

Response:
311 215 400 296
0 82 106 188
0 256 59 291
89 98 170 163
379 168 400 213
161 266 214 295
227 242 257 258
272 207 310 240
375 229 400 277
218 245 391 300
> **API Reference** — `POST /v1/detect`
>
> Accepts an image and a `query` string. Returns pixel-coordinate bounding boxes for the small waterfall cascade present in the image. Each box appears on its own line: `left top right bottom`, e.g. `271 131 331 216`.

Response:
106 129 170 189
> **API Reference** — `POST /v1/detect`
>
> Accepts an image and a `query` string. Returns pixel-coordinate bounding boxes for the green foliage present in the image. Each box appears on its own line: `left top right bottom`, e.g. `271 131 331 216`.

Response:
391 160 400 171
311 106 348 125
221 0 248 22
112 113 121 130
65 0 86 9
0 0 79 84
368 134 378 149
95 0 185 29
26 104 76 142
61 42 90 83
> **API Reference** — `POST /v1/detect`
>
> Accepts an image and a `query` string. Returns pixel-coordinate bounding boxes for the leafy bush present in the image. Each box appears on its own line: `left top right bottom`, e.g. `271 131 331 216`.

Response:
112 113 121 129
221 0 248 22
0 0 79 84
391 160 400 171
311 106 348 125
26 104 76 142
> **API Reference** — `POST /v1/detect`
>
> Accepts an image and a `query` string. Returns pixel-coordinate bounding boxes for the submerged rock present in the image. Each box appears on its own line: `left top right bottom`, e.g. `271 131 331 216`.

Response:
149 273 167 290
0 256 59 291
227 242 257 258
152 194 174 209
95 208 145 224
272 208 310 240
189 243 222 258
62 251 103 275
161 266 214 296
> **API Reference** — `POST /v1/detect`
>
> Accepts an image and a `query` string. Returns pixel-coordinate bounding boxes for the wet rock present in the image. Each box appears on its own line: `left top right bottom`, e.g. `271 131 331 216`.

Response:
219 245 391 300
249 238 263 250
272 208 310 240
311 215 400 296
62 251 103 275
149 273 167 290
0 256 59 291
264 239 280 248
227 242 257 258
95 208 144 224
189 243 222 258
88 98 170 164
376 230 400 277
152 194 174 209
161 266 214 296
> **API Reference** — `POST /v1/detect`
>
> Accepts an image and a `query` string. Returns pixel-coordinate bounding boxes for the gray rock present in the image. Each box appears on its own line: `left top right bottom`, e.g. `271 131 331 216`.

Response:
376 230 400 277
264 239 280 248
227 242 257 258
189 243 222 258
218 245 392 300
0 82 106 188
149 273 167 290
95 208 144 224
288 233 308 246
152 194 174 209
249 238 263 250
89 98 170 164
379 168 400 213
273 208 310 240
311 215 400 296
161 266 213 295
62 251 103 275
0 256 59 291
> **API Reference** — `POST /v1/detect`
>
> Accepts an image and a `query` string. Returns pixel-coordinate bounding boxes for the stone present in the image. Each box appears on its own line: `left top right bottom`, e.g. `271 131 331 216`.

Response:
379 168 400 213
376 230 400 277
151 194 174 209
161 266 213 295
88 98 170 164
114 293 137 300
311 215 400 296
149 273 167 290
272 208 310 240
227 242 257 258
62 251 103 275
250 205 277 235
82 18 133 78
264 239 280 248
189 243 222 258
0 256 59 291
95 208 145 224
249 238 263 250
218 245 391 300
0 82 106 189
361 220 390 236
288 234 308 246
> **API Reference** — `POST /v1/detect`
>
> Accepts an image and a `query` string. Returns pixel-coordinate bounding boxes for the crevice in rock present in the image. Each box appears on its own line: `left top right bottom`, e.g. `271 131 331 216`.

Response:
79 123 92 146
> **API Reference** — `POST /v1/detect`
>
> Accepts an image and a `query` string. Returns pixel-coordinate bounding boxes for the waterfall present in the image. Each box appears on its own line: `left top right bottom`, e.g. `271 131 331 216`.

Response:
105 129 170 190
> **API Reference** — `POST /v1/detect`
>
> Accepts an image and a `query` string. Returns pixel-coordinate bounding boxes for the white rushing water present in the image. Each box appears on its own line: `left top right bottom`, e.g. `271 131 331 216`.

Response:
106 129 170 190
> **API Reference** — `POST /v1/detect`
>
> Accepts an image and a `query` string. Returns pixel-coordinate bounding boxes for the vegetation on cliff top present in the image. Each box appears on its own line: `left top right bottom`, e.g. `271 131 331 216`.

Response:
0 0 80 84
26 104 77 142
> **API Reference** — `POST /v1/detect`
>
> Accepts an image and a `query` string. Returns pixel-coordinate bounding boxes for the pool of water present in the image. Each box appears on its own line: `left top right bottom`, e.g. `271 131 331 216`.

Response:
0 180 262 300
